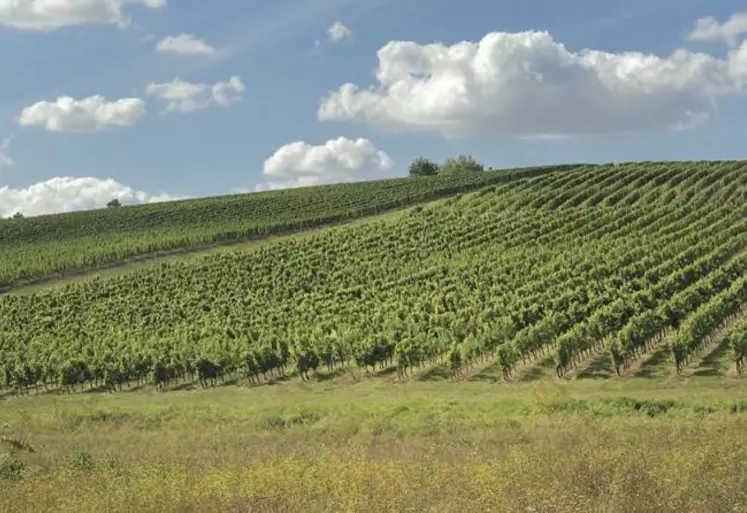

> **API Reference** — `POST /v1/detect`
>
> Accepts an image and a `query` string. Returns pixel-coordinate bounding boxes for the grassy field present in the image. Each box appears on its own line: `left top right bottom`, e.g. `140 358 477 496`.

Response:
3 370 747 513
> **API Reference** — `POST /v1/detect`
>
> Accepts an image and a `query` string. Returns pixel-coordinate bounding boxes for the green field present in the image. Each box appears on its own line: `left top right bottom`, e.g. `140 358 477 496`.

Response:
3 161 747 512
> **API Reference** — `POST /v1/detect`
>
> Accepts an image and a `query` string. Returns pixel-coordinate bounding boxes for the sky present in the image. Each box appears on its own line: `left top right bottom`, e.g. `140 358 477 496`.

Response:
2 0 747 216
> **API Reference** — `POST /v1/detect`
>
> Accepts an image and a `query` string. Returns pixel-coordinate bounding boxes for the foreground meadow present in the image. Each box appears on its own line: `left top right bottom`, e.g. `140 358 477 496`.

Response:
3 375 747 513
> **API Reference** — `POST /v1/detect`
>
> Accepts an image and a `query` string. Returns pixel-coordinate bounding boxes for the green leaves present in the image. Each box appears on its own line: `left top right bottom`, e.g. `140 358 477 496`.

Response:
439 155 484 175
0 165 561 287
408 157 439 177
3 162 747 392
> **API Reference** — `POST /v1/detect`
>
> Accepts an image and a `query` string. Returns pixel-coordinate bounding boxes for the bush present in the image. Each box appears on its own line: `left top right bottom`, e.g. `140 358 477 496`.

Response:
0 453 25 481
67 450 94 472
409 157 439 177
440 155 484 175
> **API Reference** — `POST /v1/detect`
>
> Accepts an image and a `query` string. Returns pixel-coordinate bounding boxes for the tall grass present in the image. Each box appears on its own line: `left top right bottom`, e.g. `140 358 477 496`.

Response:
3 380 747 512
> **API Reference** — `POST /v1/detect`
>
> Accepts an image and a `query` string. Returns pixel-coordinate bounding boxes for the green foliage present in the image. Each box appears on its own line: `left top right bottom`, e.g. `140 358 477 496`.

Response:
408 157 439 177
670 278 747 374
439 155 484 175
0 164 578 288
1 161 747 393
727 317 747 374
0 453 24 481
67 450 95 472
106 199 122 208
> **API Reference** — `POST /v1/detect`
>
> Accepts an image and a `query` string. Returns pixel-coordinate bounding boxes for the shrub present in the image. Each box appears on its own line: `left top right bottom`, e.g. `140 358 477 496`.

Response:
0 453 25 481
440 155 484 175
67 450 94 472
409 157 439 177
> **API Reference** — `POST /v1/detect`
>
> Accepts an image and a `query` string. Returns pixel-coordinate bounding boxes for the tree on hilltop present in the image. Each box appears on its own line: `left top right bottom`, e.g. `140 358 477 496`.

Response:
106 199 122 208
440 155 484 175
409 157 439 177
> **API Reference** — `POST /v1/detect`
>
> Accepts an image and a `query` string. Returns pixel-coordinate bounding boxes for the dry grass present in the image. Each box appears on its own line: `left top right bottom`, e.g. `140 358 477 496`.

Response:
3 378 747 512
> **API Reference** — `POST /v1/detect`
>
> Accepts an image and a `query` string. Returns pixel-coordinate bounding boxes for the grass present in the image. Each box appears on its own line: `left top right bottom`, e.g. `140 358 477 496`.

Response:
692 338 734 378
3 374 747 512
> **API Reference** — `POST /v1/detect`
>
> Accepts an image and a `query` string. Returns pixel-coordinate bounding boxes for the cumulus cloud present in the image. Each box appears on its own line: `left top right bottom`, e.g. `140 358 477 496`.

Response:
257 137 394 191
0 137 13 170
689 12 747 47
0 0 166 30
315 21 352 47
156 34 215 55
319 28 747 139
0 176 183 217
19 95 146 133
327 21 352 42
146 76 244 112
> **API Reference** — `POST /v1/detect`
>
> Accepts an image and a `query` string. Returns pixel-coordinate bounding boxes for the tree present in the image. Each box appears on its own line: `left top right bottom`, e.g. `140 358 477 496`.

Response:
106 199 122 208
11 212 23 220
439 155 484 175
409 157 439 177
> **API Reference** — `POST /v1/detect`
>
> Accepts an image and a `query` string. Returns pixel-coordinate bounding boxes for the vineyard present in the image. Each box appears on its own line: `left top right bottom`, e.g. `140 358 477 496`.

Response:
0 165 572 289
3 160 747 394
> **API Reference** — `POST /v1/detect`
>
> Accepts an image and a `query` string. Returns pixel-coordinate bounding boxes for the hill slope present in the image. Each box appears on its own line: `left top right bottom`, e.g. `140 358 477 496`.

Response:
3 160 747 393
0 165 574 290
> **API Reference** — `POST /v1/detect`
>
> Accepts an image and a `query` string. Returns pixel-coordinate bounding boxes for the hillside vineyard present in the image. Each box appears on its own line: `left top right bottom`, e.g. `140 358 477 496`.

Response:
0 166 571 288
3 161 747 393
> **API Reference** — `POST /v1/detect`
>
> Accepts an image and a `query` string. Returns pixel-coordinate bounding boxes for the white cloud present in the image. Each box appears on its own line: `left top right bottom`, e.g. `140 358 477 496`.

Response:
156 33 215 55
146 76 244 112
327 21 352 42
0 176 183 217
0 136 13 170
211 76 244 106
258 137 394 190
19 95 146 133
314 21 352 48
689 12 747 47
0 0 166 30
319 29 747 139
730 41 747 86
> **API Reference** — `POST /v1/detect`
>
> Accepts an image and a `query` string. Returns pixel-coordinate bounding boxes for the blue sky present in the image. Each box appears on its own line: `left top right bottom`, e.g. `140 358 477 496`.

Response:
1 0 747 215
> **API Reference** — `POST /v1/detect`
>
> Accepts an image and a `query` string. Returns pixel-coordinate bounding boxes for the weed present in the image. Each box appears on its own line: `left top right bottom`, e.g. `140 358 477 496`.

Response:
0 453 25 481
67 450 94 472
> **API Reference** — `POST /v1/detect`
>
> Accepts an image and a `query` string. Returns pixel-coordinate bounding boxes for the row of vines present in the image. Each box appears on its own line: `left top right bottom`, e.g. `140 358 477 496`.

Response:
3 161 747 393
0 164 579 287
